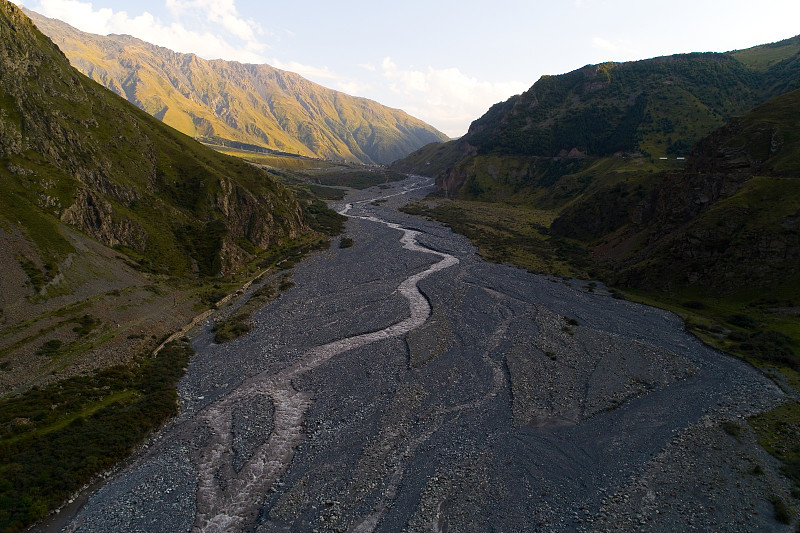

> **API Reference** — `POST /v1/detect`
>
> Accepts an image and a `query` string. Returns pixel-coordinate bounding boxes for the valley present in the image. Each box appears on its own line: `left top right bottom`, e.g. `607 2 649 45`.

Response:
2 1 800 530
51 177 790 532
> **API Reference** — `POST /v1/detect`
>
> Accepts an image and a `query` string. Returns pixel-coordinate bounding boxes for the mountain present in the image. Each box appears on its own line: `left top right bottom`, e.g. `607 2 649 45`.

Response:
393 35 800 196
0 0 317 396
552 88 800 295
23 8 449 165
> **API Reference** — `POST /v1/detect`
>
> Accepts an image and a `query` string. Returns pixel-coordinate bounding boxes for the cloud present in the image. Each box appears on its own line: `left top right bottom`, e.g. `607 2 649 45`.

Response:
335 80 372 96
381 57 527 138
271 59 339 81
23 0 268 62
592 37 639 56
165 0 260 42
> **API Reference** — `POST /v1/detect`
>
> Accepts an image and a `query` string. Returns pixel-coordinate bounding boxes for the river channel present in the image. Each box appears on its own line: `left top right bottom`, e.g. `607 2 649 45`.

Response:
58 176 785 532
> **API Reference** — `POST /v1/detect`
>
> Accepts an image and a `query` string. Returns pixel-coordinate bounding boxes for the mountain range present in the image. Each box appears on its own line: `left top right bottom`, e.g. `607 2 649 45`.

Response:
395 35 800 181
22 8 449 165
393 35 800 297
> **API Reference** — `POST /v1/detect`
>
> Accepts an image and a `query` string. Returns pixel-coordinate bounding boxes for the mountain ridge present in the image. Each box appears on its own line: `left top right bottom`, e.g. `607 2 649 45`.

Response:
23 8 449 165
393 35 800 196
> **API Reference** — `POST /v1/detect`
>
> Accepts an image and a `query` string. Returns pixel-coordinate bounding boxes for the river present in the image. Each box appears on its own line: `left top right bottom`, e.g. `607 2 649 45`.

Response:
56 176 785 532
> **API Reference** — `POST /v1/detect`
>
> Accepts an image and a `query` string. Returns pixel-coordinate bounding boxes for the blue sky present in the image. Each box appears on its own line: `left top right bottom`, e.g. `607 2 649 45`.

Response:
13 0 800 137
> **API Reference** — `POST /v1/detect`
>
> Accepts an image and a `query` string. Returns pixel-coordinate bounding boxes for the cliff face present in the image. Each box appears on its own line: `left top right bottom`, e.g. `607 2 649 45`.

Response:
24 8 449 165
1 0 308 280
552 89 800 293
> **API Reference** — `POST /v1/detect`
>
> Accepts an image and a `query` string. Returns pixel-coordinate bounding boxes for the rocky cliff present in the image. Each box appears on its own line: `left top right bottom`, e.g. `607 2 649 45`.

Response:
552 89 800 293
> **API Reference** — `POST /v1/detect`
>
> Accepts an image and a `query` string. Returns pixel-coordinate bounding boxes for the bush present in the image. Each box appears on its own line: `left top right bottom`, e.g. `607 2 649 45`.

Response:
738 330 797 370
726 314 758 329
721 421 742 439
212 314 252 343
36 340 62 357
72 314 100 336
770 495 791 525
682 300 706 309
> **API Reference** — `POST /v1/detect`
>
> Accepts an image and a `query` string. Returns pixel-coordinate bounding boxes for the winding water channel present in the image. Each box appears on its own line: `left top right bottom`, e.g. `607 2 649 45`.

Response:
192 189 459 531
59 176 785 532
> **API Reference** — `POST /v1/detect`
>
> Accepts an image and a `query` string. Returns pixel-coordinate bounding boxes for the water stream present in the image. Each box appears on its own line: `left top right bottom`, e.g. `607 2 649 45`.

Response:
192 190 458 531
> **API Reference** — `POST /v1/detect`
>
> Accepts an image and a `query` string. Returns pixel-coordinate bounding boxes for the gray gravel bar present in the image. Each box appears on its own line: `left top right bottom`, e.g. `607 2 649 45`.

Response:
56 176 790 532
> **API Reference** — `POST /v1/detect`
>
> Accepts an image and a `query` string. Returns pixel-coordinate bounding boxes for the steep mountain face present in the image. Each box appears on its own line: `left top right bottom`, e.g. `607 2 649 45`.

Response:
24 9 449 165
552 89 800 293
394 36 800 197
2 2 307 276
0 0 311 391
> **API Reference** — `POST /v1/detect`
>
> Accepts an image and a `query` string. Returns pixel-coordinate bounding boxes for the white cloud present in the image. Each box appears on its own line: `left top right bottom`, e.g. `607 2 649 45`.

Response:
381 57 527 138
25 0 268 62
165 0 260 42
271 59 339 81
591 36 640 57
335 80 372 96
269 60 371 97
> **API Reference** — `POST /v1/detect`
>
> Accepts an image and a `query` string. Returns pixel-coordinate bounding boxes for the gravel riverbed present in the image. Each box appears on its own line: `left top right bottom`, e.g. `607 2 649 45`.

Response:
54 176 792 532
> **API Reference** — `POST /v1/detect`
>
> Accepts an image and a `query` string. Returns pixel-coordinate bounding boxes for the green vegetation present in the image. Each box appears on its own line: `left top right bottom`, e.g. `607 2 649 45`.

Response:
731 34 800 71
212 312 252 343
307 184 347 201
339 237 354 249
770 495 792 525
0 340 192 532
16 256 56 293
750 402 800 504
35 339 62 357
301 168 407 190
212 278 284 344
71 314 100 337
401 200 582 277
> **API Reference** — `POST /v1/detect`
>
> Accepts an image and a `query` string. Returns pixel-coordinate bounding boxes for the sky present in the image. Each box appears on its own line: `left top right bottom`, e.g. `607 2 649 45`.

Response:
12 0 800 138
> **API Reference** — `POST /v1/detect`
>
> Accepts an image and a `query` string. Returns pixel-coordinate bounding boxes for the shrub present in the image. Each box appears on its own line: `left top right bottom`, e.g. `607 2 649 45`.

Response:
770 495 791 524
212 314 251 343
726 314 758 329
0 341 191 531
721 421 742 439
36 340 62 357
682 300 706 309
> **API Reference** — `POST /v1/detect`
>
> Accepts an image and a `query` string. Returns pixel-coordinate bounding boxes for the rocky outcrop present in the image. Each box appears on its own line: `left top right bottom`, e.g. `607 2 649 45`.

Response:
61 189 147 250
553 89 800 293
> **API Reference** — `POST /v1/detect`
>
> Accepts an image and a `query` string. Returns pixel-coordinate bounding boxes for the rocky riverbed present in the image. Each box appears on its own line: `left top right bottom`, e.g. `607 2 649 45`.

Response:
54 176 792 532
